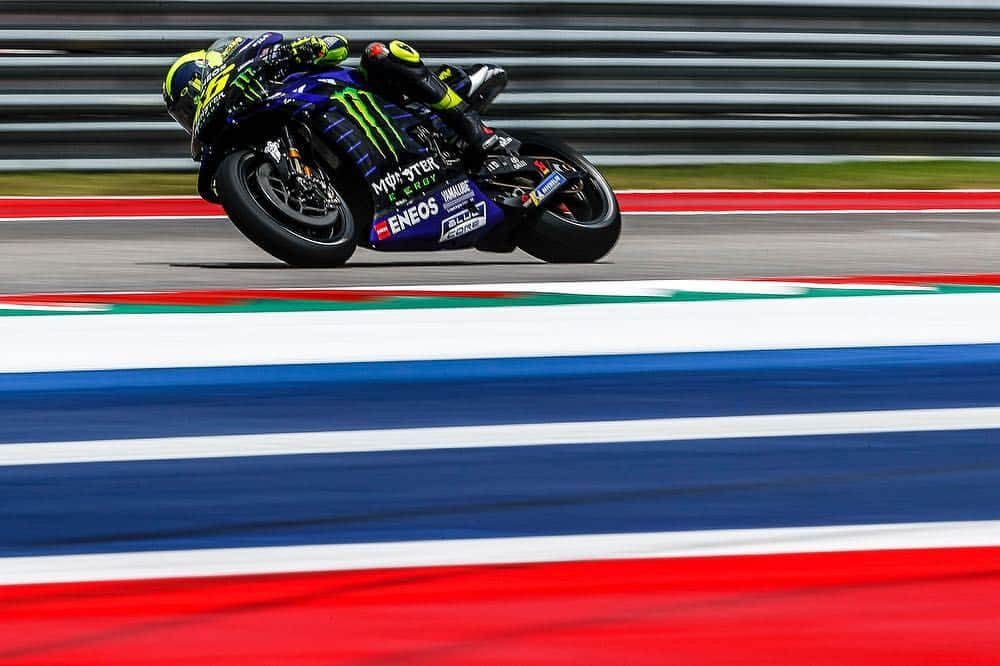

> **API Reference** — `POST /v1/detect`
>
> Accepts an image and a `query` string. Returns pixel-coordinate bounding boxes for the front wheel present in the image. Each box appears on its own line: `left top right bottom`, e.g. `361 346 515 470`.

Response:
513 132 621 263
215 149 358 267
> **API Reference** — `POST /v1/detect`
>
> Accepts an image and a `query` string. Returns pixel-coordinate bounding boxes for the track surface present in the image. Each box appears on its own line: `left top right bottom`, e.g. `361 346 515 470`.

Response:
6 206 1000 663
4 212 1000 291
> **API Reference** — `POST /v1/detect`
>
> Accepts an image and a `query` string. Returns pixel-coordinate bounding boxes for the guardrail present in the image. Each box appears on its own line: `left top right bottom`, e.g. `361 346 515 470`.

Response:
4 0 1000 169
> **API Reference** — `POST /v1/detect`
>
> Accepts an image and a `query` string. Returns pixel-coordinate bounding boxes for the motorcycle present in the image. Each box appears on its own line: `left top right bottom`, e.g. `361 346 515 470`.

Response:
193 64 621 267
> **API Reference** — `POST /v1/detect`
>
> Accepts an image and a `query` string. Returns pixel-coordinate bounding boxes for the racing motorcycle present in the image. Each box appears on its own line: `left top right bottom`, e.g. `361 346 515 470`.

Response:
193 64 621 267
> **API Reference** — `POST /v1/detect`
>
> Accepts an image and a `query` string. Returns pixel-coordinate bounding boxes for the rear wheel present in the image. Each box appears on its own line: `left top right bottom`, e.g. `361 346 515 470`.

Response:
215 149 359 267
513 132 621 263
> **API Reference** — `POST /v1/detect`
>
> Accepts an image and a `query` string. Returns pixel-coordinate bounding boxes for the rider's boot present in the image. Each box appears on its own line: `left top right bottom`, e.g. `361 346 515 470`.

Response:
436 63 508 114
362 41 509 156
429 91 505 157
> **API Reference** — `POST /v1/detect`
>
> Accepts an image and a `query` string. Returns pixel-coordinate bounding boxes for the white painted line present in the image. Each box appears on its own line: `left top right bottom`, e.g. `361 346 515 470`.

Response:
0 303 108 312
0 278 942 300
3 407 1000 467
3 519 999 585
1 293 1000 373
329 279 804 297
360 279 930 294
764 282 933 291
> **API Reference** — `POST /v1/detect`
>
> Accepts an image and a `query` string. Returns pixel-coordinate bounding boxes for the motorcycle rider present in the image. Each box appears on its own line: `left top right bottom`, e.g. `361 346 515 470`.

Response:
163 33 508 157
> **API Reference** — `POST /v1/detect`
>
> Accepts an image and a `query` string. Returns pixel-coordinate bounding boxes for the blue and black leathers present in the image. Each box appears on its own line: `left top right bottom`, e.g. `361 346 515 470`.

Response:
164 33 508 155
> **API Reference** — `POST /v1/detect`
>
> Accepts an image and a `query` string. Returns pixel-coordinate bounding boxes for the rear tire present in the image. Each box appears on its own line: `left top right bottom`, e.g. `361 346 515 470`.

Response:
216 149 359 267
513 132 621 263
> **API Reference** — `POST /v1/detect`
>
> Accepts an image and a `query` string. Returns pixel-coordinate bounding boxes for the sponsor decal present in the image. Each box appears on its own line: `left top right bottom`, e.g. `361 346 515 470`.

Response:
376 194 441 238
528 171 568 207
440 201 488 242
263 140 281 164
440 179 476 211
329 87 406 159
534 159 550 175
483 157 504 173
373 156 441 201
396 173 438 202
219 37 245 60
246 34 270 52
483 156 528 174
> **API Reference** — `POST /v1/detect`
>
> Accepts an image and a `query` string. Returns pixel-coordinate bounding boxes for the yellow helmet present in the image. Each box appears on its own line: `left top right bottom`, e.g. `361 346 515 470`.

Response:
163 50 207 134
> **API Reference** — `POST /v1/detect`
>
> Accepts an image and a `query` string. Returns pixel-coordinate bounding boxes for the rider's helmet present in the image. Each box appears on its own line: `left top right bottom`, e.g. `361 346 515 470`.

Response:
163 50 208 135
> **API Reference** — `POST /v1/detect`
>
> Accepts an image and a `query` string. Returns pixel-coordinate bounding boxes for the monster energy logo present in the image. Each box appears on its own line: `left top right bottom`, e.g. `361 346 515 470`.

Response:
330 87 405 159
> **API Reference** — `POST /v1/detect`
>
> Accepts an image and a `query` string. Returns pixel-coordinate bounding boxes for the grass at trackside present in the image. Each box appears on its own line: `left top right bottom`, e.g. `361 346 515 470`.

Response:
602 161 1000 191
4 161 1000 195
0 172 200 196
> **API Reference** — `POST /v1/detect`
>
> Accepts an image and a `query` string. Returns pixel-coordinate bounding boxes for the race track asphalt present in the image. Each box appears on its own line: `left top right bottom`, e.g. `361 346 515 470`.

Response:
2 211 1000 292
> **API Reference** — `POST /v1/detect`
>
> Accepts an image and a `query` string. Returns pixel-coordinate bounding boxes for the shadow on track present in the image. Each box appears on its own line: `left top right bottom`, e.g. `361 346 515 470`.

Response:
155 260 546 270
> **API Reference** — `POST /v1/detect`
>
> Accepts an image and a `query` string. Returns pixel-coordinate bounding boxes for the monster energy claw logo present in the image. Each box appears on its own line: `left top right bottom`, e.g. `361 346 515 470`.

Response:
329 87 405 159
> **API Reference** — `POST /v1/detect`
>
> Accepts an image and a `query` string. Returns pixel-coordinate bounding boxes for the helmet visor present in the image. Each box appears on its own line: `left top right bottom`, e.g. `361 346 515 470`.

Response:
164 51 206 134
166 90 197 135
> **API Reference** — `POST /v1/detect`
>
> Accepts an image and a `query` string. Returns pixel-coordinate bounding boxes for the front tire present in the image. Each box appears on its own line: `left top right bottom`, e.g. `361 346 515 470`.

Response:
216 149 358 267
513 132 621 263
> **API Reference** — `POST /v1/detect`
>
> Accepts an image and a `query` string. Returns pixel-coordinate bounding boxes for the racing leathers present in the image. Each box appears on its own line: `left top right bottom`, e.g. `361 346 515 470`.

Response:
163 32 507 157
360 40 505 154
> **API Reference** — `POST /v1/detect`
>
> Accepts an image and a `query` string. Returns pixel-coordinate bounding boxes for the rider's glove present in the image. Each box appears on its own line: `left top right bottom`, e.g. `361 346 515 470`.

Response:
289 35 349 66
290 36 329 64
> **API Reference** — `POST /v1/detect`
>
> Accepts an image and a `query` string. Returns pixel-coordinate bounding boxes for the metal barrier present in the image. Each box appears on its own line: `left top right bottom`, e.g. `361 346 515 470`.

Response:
4 0 1000 169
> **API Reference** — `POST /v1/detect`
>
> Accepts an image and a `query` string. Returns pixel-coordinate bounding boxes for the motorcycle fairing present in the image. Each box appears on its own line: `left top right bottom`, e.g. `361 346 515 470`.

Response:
225 66 505 250
369 177 506 250
269 69 442 200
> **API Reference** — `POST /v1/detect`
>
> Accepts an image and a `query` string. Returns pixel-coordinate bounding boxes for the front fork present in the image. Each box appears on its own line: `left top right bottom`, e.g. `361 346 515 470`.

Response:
265 127 311 182
264 128 342 212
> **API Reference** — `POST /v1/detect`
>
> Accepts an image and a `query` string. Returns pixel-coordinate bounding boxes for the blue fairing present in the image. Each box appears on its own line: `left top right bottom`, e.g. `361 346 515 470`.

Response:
369 179 506 250
251 67 504 251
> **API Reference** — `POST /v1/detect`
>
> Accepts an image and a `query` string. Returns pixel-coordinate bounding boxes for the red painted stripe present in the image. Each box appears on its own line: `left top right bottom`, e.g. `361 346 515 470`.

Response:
5 191 1000 219
617 190 1000 213
2 547 999 664
0 289 518 307
0 197 223 219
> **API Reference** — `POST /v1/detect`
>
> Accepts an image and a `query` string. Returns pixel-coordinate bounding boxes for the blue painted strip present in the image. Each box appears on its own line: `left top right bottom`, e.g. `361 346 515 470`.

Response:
3 430 999 557
2 345 1000 443
5 344 1000 394
323 117 347 133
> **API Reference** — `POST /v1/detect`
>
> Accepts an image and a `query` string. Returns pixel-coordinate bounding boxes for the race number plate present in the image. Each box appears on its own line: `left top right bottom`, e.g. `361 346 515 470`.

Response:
526 171 568 207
